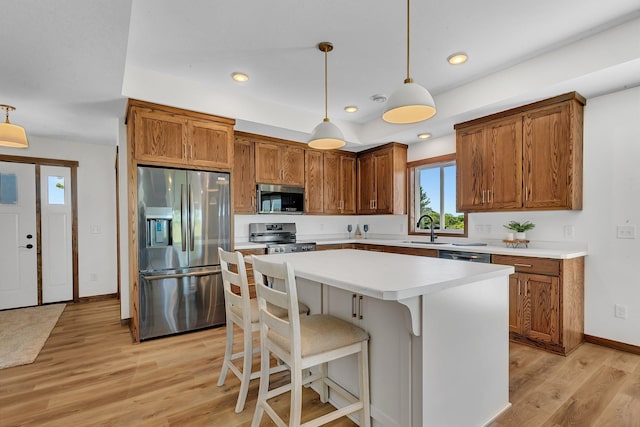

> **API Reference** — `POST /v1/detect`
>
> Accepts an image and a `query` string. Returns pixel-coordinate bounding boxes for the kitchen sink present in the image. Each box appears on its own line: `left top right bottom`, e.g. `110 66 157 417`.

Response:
403 241 450 245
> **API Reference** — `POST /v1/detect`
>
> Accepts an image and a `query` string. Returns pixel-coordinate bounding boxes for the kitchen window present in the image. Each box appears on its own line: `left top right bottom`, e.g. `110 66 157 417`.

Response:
408 154 466 236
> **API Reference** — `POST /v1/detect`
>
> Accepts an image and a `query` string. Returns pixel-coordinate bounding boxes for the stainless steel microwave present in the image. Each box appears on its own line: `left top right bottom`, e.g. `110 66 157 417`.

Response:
256 184 304 214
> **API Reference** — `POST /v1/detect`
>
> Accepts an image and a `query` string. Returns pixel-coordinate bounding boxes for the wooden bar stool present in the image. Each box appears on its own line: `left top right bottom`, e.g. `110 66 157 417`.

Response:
217 249 309 413
251 257 371 427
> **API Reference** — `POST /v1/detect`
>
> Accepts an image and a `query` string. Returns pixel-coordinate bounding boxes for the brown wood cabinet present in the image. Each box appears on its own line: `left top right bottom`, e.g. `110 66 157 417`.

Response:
493 254 584 355
255 141 305 186
323 151 357 214
455 92 584 212
305 150 324 213
127 99 234 170
233 136 256 214
357 143 407 215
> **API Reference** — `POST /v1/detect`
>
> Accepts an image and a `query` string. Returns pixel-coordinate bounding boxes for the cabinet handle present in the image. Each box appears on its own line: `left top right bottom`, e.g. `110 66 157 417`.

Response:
517 279 521 296
482 190 485 204
488 190 492 203
190 144 193 159
183 144 187 159
525 186 529 201
358 295 364 320
514 263 533 268
352 294 357 318
251 195 256 209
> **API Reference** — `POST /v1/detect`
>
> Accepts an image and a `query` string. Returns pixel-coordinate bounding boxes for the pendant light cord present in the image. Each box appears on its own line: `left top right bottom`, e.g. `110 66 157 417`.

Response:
405 0 412 84
324 48 329 121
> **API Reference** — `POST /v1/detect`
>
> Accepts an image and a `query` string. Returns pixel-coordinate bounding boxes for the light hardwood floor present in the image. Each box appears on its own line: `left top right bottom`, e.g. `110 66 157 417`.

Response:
1 300 638 426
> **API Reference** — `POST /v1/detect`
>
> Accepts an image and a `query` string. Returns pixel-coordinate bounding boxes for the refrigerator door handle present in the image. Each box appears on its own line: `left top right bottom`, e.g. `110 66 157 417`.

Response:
189 183 195 252
181 184 187 252
142 268 222 281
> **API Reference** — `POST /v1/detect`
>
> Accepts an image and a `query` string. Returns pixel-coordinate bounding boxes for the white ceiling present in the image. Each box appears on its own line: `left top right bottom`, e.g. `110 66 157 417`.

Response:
1 0 639 150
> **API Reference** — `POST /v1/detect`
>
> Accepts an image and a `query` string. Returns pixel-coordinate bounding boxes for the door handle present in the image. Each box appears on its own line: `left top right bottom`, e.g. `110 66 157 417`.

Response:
181 184 187 252
358 295 363 320
19 244 34 249
351 294 357 318
189 184 195 252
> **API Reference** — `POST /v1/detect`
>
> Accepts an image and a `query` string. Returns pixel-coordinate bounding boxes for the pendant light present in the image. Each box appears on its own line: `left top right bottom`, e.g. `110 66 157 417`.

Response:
382 0 436 124
0 105 29 148
308 42 345 150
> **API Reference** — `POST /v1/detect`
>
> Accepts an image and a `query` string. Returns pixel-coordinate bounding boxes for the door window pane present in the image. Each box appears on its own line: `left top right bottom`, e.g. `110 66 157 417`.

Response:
48 176 65 205
0 173 18 204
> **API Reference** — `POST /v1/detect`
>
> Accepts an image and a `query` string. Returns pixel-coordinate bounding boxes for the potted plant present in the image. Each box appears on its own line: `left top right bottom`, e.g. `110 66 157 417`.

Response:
504 220 535 240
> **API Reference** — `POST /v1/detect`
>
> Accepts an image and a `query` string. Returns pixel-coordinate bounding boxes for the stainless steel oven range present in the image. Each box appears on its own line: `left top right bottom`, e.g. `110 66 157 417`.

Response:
249 222 316 254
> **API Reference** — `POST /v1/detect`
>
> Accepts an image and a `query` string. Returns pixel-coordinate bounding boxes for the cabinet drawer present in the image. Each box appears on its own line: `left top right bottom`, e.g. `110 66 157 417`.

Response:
493 255 560 276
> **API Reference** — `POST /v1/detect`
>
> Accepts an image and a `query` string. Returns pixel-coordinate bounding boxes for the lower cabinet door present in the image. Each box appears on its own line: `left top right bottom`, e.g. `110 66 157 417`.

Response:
508 274 523 334
522 273 560 344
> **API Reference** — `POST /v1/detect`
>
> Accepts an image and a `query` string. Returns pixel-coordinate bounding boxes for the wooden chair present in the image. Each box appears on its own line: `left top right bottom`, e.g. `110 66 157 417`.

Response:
217 248 308 413
251 257 371 427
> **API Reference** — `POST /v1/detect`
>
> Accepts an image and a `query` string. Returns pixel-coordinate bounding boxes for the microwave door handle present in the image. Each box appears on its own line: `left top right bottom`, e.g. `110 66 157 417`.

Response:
189 183 195 252
180 184 187 252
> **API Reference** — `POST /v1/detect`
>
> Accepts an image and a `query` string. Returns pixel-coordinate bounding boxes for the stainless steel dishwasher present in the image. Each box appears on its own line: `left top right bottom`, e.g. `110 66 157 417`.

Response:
438 249 491 263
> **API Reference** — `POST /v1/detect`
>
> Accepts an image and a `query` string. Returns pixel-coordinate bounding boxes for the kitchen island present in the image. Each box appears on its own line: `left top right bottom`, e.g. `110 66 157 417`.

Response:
252 249 515 427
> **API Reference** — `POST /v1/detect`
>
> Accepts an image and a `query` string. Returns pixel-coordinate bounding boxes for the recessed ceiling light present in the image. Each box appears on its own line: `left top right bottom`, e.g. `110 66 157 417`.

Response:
447 53 468 65
344 106 358 113
370 94 388 103
231 72 249 82
418 133 432 139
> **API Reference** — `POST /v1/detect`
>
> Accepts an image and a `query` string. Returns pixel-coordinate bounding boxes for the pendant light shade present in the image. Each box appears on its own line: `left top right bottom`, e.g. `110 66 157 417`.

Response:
383 0 436 124
308 42 345 150
0 105 29 148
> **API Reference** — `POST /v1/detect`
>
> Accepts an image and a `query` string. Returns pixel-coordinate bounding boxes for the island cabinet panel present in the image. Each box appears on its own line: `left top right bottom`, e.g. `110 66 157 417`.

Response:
385 246 437 257
232 137 255 214
255 141 305 186
304 150 324 213
323 152 357 214
322 286 412 427
455 92 584 212
128 100 235 170
357 143 407 215
493 254 583 355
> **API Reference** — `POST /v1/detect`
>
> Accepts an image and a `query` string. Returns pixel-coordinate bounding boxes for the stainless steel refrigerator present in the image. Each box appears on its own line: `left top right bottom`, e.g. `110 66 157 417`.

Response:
137 166 230 340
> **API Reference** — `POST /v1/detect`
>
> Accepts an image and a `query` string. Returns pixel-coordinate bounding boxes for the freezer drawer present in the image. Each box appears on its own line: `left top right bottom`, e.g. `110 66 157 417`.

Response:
139 268 225 340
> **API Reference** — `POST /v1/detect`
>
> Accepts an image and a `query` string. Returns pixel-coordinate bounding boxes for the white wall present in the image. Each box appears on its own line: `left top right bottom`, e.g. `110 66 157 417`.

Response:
0 136 118 299
408 87 640 346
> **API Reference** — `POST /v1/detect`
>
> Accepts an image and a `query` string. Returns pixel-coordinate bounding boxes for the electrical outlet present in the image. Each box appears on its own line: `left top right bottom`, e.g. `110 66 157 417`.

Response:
90 225 102 234
616 225 636 239
614 304 627 319
563 225 575 239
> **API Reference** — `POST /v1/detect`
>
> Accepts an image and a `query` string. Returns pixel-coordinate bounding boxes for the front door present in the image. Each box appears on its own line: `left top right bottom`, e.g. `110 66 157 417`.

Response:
0 161 37 309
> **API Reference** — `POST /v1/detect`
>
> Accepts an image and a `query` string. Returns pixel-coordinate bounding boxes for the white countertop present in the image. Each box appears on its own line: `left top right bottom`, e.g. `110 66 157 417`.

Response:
251 249 514 301
235 237 587 259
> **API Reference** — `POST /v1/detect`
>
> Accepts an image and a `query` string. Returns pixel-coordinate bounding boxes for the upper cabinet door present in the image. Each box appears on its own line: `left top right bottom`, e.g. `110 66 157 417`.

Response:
456 125 486 211
281 145 305 187
485 116 523 209
255 142 282 184
323 152 341 214
187 120 233 169
523 102 580 209
305 150 324 213
357 153 376 214
341 155 357 214
134 109 187 164
233 137 255 214
373 149 393 214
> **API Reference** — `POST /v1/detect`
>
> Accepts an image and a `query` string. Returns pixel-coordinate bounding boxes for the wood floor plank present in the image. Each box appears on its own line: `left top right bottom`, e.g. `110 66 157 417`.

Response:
2 300 639 426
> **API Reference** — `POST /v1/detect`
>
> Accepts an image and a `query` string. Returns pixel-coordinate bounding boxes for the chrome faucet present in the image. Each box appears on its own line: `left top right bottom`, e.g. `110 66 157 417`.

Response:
416 214 437 242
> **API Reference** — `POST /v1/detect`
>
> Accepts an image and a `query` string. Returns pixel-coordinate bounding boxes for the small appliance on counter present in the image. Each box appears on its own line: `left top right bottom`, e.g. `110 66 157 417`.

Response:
137 166 230 340
249 222 316 254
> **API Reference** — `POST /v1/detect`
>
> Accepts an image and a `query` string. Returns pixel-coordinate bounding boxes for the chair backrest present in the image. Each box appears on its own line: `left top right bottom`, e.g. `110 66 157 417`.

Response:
218 248 252 326
252 257 302 361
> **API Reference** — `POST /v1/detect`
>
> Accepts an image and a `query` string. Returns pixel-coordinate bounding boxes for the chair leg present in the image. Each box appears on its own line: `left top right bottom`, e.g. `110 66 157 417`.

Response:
289 364 303 427
359 341 371 427
234 325 254 413
251 345 270 427
319 362 329 403
217 320 234 386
